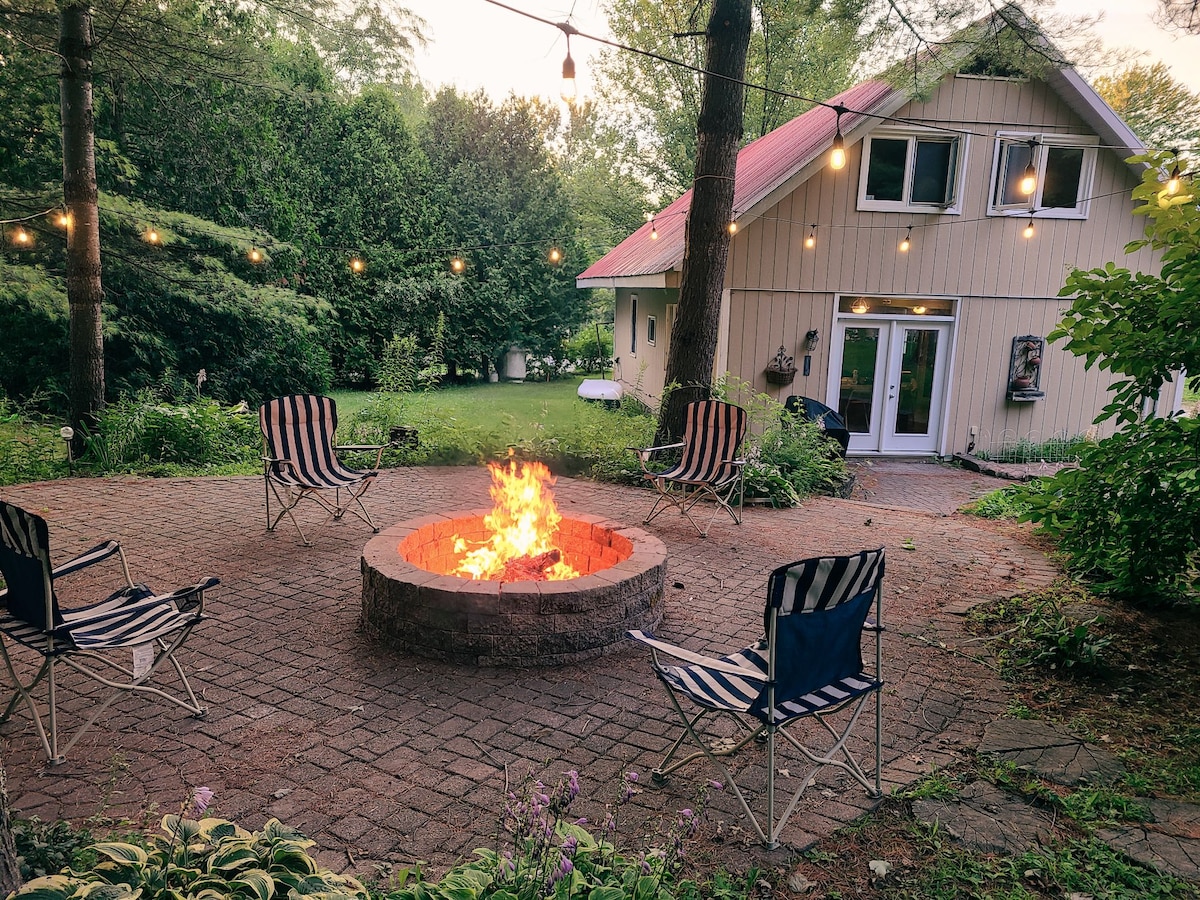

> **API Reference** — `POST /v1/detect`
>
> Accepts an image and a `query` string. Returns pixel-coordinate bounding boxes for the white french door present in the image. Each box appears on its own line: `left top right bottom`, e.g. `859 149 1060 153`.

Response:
829 318 952 454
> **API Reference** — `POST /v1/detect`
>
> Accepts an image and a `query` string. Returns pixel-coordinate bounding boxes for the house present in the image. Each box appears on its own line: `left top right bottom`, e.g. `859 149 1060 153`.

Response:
577 10 1182 457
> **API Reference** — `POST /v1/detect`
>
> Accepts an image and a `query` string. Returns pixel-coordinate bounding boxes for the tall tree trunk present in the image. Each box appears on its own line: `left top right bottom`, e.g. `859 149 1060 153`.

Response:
0 762 20 895
61 3 104 446
656 0 751 444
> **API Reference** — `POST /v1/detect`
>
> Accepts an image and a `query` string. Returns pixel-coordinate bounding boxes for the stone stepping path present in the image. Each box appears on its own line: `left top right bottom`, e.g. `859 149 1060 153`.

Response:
912 718 1200 883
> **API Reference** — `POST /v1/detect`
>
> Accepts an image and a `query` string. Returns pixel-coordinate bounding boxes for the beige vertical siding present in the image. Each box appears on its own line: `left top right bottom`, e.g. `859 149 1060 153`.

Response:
721 74 1163 454
613 288 676 406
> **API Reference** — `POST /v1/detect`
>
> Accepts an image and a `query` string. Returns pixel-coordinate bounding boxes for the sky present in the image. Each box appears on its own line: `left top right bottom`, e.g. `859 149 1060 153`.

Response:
407 0 1200 102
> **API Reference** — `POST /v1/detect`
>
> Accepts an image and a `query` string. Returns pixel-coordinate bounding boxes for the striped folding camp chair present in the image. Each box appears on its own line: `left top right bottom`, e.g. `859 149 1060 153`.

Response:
259 394 387 545
0 501 217 765
627 548 885 849
629 400 748 537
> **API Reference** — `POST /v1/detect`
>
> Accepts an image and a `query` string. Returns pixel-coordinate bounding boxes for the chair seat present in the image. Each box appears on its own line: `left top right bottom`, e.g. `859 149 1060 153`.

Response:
0 584 203 654
267 461 374 489
650 460 741 487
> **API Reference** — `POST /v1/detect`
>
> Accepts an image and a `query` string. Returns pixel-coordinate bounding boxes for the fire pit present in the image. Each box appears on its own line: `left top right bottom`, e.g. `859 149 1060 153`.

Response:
361 462 666 666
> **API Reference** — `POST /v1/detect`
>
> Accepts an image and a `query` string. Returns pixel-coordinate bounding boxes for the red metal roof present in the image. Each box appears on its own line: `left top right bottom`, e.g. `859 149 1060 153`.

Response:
578 79 899 284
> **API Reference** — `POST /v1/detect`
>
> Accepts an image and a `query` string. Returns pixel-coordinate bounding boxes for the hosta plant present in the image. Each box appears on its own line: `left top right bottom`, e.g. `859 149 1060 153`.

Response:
12 815 368 900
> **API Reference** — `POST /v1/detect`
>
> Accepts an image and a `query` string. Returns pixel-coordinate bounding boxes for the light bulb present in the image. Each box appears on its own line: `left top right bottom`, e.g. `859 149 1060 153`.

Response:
851 300 868 314
146 229 159 243
1023 222 1035 239
912 305 927 315
561 33 577 105
15 228 28 244
649 225 658 241
805 234 815 249
1166 164 1182 195
1020 167 1036 196
450 256 465 273
350 257 364 273
548 247 562 264
830 134 846 170
249 248 262 263
899 238 910 252
727 221 737 235
56 212 69 227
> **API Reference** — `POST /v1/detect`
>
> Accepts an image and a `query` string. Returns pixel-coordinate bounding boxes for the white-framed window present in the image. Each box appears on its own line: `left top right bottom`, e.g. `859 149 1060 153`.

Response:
646 315 656 346
858 130 964 212
989 132 1096 218
629 293 638 354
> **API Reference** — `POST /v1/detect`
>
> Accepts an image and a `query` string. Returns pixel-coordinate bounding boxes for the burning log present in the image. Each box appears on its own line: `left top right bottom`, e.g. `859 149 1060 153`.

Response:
500 548 562 583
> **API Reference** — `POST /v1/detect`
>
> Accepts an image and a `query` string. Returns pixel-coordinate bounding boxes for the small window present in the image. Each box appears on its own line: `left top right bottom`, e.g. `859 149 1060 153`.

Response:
859 131 962 211
646 315 657 346
629 294 638 354
990 134 1094 217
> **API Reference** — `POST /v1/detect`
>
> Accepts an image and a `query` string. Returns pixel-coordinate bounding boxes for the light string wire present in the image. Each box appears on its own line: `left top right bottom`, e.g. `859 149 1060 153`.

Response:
480 0 1200 155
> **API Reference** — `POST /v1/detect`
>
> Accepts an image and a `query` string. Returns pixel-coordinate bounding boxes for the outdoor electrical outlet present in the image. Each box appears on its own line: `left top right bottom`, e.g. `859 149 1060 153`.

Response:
969 425 978 436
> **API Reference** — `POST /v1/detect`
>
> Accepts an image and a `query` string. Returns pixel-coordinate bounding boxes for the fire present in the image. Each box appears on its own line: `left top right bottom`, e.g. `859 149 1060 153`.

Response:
453 460 580 581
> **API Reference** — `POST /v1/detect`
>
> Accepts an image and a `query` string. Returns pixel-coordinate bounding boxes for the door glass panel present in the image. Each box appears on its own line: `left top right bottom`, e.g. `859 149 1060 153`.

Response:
894 329 939 435
839 328 879 433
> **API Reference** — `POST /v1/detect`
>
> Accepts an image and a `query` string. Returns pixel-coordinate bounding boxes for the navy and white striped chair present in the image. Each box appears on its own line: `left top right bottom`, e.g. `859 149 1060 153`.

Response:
627 548 885 849
259 394 386 545
0 501 217 765
629 400 747 537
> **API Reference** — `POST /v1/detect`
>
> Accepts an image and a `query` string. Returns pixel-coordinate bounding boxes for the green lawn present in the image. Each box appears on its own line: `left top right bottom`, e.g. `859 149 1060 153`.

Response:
330 375 595 432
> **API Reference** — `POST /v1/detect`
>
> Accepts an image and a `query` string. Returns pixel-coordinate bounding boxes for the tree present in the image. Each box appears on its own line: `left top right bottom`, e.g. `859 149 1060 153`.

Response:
419 89 587 377
1155 0 1200 33
596 0 869 195
1093 62 1200 157
1021 152 1200 599
0 0 421 435
0 762 17 894
656 0 752 443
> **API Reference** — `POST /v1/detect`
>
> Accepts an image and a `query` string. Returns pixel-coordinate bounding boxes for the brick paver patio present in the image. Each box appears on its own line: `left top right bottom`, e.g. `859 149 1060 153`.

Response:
0 464 1056 873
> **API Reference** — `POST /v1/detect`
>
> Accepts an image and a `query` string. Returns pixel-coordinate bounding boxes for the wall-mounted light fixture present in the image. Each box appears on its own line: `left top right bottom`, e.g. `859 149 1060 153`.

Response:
804 329 820 351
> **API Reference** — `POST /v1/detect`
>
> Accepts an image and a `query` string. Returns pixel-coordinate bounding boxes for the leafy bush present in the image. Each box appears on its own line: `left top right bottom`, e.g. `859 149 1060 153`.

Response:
1021 416 1200 601
0 398 70 486
13 812 368 900
81 392 259 474
380 770 743 900
563 326 613 375
962 482 1042 519
13 817 95 881
377 334 422 393
744 416 848 507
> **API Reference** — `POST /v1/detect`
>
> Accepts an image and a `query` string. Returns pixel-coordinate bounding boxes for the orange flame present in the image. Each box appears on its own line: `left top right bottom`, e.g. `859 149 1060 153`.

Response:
453 460 579 581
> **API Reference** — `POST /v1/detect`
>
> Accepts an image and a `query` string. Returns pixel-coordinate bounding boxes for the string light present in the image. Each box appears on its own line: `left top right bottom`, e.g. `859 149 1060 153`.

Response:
898 225 912 253
145 229 160 244
55 211 70 228
805 225 816 249
829 106 847 170
1022 211 1035 239
1019 140 1038 196
548 246 562 264
450 255 466 274
249 248 262 263
349 257 364 273
13 227 29 245
1166 155 1182 195
727 220 737 234
649 218 658 241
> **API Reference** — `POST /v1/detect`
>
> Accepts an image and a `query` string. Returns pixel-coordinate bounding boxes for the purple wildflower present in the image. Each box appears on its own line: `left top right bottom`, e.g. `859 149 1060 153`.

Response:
561 835 578 854
189 786 214 817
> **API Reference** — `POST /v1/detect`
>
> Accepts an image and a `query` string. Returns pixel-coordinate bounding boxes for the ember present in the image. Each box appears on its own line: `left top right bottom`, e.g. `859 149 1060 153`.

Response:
452 460 579 581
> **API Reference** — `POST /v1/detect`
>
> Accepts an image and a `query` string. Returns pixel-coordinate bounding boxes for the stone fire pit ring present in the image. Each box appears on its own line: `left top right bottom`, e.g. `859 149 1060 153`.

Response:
361 511 667 667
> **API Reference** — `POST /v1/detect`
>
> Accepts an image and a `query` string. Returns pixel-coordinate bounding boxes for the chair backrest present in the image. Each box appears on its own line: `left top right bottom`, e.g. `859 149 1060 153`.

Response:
678 400 748 479
754 549 885 713
259 395 344 484
0 501 58 630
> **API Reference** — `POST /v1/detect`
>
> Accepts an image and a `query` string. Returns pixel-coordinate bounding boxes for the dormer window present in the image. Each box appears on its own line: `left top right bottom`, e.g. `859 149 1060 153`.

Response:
858 130 964 213
989 133 1096 218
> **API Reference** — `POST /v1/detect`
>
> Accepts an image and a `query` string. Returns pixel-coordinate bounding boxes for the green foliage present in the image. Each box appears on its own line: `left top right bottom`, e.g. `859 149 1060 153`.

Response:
12 814 368 900
961 483 1040 519
1013 603 1113 673
1020 416 1200 601
81 393 259 474
564 326 613 375
0 398 70 485
1030 151 1200 600
972 434 1093 464
377 335 422 393
13 817 95 882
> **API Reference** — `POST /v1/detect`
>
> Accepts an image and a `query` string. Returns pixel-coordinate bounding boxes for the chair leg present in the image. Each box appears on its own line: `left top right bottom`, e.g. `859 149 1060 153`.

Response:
0 640 62 764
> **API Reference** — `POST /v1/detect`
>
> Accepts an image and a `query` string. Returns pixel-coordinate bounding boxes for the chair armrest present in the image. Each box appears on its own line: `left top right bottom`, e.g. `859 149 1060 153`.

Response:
626 630 768 681
337 444 386 468
627 442 685 456
1 541 133 606
62 577 219 631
